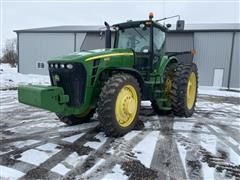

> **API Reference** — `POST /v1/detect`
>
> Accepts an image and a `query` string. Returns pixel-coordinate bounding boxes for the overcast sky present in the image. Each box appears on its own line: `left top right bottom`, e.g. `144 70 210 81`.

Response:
0 0 239 55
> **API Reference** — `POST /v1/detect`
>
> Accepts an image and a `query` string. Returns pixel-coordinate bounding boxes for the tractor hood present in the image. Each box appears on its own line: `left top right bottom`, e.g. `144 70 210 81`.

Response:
48 48 134 63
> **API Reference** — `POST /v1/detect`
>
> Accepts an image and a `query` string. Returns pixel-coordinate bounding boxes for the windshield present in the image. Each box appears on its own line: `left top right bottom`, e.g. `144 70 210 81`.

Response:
116 27 150 53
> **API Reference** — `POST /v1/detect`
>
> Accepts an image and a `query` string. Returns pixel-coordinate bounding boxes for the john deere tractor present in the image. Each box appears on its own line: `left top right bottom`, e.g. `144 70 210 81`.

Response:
18 13 198 137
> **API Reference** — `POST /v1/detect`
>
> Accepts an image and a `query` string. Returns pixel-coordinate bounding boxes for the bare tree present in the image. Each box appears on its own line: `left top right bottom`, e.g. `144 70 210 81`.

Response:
1 39 18 67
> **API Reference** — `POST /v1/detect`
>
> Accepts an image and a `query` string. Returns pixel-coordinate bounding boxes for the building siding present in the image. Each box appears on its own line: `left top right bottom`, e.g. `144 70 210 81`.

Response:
166 33 194 52
19 33 75 75
229 32 240 88
75 33 87 52
194 32 233 87
80 32 105 51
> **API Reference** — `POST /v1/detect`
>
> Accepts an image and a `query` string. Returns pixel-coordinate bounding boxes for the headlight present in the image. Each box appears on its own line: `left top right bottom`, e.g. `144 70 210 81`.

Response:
60 64 65 68
50 64 54 68
66 64 73 69
54 64 58 68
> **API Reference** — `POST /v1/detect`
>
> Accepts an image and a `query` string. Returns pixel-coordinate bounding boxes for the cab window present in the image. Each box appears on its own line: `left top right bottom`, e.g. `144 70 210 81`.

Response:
153 28 165 54
117 27 150 53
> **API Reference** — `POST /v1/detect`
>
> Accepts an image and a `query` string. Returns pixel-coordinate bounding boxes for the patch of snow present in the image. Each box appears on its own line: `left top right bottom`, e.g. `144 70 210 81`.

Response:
80 158 106 178
225 137 239 146
200 134 217 155
209 125 224 134
51 163 70 176
0 63 50 90
51 153 88 176
12 140 40 148
141 101 151 106
144 121 152 128
132 131 159 168
0 150 13 155
17 143 61 166
0 165 25 179
202 162 215 180
62 133 85 143
106 147 115 155
199 86 240 98
102 164 128 180
8 122 63 134
49 135 59 139
173 121 193 131
17 149 52 166
176 142 187 176
228 148 240 165
123 130 140 141
84 132 107 150
58 121 98 132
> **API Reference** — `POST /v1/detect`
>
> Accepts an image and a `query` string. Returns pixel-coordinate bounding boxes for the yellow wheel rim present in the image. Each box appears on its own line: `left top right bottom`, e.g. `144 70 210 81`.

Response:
165 74 173 94
187 72 197 109
115 85 138 127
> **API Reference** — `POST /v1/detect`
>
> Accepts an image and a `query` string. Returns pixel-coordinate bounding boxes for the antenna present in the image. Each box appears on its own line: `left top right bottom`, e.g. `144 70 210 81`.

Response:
156 15 180 22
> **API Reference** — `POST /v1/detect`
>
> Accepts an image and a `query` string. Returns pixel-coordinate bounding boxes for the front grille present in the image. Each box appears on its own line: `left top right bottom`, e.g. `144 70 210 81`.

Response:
49 63 86 107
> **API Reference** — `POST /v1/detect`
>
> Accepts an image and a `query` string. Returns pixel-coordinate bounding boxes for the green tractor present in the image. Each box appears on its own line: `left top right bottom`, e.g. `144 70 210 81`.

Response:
18 13 198 137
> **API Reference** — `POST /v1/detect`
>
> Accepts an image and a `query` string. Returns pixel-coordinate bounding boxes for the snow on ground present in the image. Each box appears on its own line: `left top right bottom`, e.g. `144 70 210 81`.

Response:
0 165 25 179
84 132 108 150
199 86 240 97
0 63 49 90
17 143 61 166
123 130 141 141
58 121 98 132
0 140 40 155
132 131 160 168
51 153 88 176
62 133 85 143
79 158 106 178
102 164 128 180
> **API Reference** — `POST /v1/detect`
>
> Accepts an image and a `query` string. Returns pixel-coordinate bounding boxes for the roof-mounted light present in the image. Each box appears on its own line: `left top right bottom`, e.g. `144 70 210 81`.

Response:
149 12 154 20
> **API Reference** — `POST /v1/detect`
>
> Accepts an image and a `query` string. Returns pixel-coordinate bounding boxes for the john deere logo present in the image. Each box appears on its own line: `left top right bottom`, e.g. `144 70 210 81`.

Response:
54 75 60 81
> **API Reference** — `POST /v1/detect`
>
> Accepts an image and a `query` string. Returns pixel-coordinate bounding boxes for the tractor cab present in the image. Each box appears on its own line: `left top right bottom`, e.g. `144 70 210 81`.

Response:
103 13 186 78
113 19 167 73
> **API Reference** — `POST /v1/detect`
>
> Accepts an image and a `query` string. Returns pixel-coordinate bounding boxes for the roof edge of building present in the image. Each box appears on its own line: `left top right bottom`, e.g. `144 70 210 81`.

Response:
14 23 240 33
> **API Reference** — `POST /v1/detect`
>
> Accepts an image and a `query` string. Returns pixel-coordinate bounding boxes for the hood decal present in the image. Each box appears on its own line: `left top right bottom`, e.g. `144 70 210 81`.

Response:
85 52 134 61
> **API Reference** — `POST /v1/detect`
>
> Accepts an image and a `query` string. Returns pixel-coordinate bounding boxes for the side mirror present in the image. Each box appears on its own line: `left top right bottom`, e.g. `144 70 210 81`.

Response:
176 20 185 31
99 31 103 39
166 24 171 28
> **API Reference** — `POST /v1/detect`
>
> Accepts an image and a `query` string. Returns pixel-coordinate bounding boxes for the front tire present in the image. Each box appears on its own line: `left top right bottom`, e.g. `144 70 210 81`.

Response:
170 63 198 117
97 73 140 137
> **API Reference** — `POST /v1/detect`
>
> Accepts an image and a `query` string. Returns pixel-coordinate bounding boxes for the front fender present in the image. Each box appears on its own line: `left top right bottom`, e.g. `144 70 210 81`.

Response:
98 67 144 88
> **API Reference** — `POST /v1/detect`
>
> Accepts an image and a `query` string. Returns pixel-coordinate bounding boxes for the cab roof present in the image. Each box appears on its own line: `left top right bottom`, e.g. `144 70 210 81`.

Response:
113 20 168 32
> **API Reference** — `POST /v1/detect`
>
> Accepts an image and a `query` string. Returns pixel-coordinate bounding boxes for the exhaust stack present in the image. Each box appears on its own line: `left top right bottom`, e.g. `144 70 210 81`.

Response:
104 21 111 48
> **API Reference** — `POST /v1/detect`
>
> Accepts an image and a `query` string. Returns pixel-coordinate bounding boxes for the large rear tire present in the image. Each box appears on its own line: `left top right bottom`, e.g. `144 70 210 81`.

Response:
170 63 198 117
97 73 141 137
57 109 95 126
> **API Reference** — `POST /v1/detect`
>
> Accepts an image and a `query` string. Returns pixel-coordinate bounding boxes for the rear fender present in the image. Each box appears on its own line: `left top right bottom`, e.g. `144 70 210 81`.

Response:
158 56 178 83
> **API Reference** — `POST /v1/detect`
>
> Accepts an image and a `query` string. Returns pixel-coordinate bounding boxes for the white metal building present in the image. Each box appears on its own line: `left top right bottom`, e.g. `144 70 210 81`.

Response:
15 23 240 88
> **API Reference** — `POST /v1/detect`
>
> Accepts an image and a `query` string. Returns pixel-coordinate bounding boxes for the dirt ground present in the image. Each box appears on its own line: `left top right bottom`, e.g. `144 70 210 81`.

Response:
0 90 239 180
